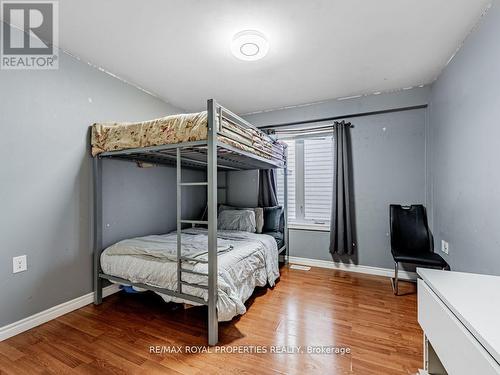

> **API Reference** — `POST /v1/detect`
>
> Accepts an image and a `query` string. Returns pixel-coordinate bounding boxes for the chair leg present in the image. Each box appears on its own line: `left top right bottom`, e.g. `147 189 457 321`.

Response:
392 261 399 295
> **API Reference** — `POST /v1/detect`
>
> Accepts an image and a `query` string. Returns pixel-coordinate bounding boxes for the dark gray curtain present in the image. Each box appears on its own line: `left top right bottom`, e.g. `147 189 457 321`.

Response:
258 169 278 207
330 121 355 255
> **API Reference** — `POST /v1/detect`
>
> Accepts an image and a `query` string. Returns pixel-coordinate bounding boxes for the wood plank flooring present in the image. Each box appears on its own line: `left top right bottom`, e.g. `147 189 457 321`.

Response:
0 266 422 374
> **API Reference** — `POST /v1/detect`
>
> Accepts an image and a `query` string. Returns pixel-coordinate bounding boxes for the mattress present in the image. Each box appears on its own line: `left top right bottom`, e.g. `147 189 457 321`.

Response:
100 228 279 321
91 111 285 162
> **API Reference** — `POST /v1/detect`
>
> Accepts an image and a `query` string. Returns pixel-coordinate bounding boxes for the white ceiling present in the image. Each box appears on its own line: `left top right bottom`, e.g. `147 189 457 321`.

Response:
56 1 491 113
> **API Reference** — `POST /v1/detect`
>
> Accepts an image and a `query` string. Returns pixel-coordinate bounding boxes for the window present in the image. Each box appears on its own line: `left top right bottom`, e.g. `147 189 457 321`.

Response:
277 135 333 225
304 137 334 222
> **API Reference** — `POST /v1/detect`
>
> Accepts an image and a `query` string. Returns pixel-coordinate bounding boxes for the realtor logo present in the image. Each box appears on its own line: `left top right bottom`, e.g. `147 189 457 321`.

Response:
1 1 58 69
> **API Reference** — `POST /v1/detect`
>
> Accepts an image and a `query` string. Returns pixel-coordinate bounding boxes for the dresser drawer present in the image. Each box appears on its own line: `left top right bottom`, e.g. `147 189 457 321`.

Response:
418 279 500 375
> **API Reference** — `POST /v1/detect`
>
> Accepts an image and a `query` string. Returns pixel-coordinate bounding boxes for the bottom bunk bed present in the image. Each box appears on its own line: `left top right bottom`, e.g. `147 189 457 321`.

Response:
100 228 280 321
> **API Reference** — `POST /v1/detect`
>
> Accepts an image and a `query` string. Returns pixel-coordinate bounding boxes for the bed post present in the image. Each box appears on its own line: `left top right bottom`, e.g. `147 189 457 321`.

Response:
207 99 218 345
93 156 103 305
176 148 182 294
284 157 289 264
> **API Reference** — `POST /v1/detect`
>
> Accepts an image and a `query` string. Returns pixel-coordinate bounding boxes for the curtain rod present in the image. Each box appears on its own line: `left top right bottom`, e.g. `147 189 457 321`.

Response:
258 104 428 130
271 122 352 135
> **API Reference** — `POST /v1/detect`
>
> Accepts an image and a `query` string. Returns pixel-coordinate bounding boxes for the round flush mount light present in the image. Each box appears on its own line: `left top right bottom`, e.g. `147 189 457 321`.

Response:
231 30 269 61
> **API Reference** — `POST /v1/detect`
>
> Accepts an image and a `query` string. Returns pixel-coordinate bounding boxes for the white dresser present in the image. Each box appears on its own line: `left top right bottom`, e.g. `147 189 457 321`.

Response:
417 268 500 374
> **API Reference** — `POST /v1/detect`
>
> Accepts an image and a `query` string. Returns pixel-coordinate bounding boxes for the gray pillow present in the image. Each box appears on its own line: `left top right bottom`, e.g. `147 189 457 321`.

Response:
217 210 256 232
263 206 283 232
219 205 264 233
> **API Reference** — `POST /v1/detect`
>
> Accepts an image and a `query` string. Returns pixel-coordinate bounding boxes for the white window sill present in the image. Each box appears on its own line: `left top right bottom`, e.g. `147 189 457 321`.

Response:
288 223 330 232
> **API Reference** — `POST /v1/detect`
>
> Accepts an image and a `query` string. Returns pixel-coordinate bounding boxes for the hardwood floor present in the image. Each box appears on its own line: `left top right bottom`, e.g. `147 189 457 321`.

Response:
0 266 422 375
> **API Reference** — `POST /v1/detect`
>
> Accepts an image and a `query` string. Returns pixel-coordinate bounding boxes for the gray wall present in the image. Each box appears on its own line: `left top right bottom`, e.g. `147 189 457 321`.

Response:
427 1 500 275
229 89 429 269
226 171 259 207
102 161 205 248
0 38 205 326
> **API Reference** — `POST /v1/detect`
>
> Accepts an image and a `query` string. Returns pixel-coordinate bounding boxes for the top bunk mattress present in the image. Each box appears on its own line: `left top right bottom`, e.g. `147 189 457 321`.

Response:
91 111 286 163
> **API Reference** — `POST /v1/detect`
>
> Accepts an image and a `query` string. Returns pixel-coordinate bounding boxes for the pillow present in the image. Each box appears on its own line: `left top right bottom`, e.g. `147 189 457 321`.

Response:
254 208 264 233
263 206 283 232
219 205 264 234
218 204 232 214
217 210 256 232
218 204 236 214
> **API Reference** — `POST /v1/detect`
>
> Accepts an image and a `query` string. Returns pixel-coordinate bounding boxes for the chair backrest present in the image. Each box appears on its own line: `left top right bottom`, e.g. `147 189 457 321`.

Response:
390 205 431 254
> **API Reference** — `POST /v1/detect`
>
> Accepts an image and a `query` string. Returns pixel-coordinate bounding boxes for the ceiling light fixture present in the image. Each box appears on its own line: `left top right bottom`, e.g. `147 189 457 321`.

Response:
231 30 269 61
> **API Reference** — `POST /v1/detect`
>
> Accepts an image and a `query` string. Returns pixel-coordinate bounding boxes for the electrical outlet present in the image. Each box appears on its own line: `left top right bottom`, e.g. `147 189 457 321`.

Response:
441 240 449 255
13 255 27 273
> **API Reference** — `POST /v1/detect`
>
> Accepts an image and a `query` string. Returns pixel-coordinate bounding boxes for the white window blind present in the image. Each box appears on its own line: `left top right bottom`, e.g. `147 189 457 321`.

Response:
277 140 296 219
304 137 333 222
277 135 334 226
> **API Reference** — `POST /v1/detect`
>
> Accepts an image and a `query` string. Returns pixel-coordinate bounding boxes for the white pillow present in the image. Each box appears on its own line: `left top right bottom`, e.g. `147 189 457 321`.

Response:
253 207 264 234
219 205 264 233
217 210 256 232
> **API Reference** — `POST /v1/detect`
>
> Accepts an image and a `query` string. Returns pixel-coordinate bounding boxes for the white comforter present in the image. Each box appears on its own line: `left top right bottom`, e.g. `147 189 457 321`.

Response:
100 228 279 321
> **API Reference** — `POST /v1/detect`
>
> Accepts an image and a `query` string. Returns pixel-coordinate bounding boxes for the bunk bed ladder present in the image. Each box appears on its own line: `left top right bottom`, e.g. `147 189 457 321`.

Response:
176 99 219 345
176 149 210 290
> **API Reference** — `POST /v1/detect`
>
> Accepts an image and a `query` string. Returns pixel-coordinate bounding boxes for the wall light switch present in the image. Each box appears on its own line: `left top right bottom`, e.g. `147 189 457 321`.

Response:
441 240 449 255
13 255 27 273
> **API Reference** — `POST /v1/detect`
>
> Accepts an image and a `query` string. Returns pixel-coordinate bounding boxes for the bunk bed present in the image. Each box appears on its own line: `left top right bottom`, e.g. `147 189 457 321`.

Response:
91 99 288 346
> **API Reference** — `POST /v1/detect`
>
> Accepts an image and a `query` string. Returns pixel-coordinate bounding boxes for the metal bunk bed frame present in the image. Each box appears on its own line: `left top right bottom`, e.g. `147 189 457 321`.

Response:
92 99 288 346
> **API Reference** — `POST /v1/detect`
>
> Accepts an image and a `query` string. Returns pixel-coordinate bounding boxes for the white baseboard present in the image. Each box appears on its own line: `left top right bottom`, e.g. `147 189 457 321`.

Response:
0 284 120 342
288 256 417 281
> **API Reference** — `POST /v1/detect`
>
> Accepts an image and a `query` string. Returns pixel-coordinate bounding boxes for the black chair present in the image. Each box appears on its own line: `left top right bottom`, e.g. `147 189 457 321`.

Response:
390 204 449 295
